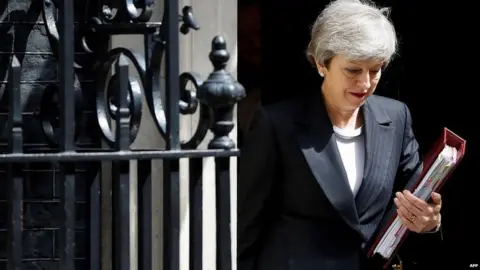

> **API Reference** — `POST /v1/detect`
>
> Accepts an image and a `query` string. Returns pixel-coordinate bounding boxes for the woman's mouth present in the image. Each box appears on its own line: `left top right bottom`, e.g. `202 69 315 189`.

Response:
350 92 367 98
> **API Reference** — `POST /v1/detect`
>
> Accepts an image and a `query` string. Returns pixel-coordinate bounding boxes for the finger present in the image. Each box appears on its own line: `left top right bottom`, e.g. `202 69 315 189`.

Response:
395 193 422 216
397 206 422 232
397 209 421 233
430 192 442 205
395 192 424 217
397 202 429 231
393 197 407 213
403 190 429 212
397 209 414 229
425 205 436 216
426 202 442 216
432 203 441 215
393 198 406 214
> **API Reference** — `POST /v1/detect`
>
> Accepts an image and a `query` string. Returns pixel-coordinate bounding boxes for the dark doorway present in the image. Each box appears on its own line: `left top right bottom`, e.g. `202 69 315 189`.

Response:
238 0 480 268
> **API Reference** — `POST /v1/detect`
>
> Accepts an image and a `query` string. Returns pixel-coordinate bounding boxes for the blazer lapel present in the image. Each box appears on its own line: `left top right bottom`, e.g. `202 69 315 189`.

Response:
294 93 360 231
354 98 395 217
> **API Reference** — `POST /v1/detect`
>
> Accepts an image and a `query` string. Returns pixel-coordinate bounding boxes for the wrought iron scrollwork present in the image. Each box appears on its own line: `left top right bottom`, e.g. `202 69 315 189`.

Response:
101 0 153 22
178 72 211 150
142 4 201 142
40 82 84 147
42 0 102 69
95 48 144 148
144 35 167 139
1 0 246 268
41 0 244 151
40 0 104 147
180 6 200 35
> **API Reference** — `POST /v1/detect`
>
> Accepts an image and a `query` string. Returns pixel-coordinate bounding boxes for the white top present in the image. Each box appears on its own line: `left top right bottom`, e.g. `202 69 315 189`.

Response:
332 125 365 196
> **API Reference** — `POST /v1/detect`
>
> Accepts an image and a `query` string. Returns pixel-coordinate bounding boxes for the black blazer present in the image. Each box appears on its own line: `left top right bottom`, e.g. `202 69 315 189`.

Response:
237 91 426 270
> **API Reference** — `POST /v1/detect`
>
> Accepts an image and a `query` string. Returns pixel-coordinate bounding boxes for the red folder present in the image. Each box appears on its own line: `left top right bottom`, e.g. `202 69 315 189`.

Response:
366 127 466 268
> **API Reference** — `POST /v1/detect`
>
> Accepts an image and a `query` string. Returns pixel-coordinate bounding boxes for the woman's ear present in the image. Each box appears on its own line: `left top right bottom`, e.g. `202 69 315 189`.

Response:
315 61 325 77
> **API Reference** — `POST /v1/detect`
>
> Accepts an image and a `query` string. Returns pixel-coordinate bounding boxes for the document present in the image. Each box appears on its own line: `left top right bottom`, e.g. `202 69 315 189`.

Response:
366 127 466 268
374 145 456 258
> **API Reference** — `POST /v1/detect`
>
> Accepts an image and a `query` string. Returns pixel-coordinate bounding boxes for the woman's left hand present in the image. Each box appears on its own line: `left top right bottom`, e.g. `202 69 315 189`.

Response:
394 190 442 233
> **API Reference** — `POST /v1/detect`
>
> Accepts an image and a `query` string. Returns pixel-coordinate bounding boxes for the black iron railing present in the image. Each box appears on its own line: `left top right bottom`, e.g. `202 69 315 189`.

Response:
0 0 244 269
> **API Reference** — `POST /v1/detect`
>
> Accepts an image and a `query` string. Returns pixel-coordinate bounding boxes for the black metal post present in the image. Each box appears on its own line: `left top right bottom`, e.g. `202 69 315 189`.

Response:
112 55 132 270
198 35 246 270
138 160 153 270
7 56 22 270
189 158 204 270
58 0 76 269
164 0 181 269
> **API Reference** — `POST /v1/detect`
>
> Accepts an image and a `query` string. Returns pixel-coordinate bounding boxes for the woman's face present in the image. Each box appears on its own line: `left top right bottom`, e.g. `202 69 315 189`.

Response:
317 54 384 112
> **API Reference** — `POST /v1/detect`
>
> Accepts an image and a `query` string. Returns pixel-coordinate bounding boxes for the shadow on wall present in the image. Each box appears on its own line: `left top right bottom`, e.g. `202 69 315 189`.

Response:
0 1 102 269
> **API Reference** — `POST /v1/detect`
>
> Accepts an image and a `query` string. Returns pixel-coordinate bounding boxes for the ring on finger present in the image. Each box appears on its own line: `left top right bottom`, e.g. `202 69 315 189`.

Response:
409 213 416 223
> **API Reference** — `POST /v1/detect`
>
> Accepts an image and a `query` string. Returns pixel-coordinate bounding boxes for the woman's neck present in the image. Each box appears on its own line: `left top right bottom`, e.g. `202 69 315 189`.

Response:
323 96 362 129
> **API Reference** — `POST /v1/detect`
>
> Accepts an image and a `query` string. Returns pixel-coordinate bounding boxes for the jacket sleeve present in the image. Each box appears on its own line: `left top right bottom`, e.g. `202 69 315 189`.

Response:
237 107 278 270
394 103 423 191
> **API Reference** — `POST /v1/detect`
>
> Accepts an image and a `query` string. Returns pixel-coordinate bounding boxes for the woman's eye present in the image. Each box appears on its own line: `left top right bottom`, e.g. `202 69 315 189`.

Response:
345 68 360 74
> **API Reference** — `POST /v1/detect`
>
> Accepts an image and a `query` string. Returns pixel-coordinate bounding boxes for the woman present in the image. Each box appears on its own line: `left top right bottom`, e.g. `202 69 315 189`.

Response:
237 0 442 270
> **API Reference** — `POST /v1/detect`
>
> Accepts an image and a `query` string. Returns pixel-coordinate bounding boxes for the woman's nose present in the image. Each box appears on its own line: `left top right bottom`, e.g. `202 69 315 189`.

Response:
358 72 371 89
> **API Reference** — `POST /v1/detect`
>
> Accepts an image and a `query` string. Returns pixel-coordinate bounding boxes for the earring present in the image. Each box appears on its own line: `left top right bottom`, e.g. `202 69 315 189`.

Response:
319 71 324 77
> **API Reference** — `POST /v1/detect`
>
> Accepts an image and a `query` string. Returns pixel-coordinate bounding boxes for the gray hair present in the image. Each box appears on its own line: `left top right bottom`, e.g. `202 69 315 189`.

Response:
306 0 398 67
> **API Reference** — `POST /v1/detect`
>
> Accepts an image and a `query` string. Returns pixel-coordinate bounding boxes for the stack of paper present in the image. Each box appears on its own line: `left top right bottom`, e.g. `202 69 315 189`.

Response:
373 145 458 259
366 127 466 269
